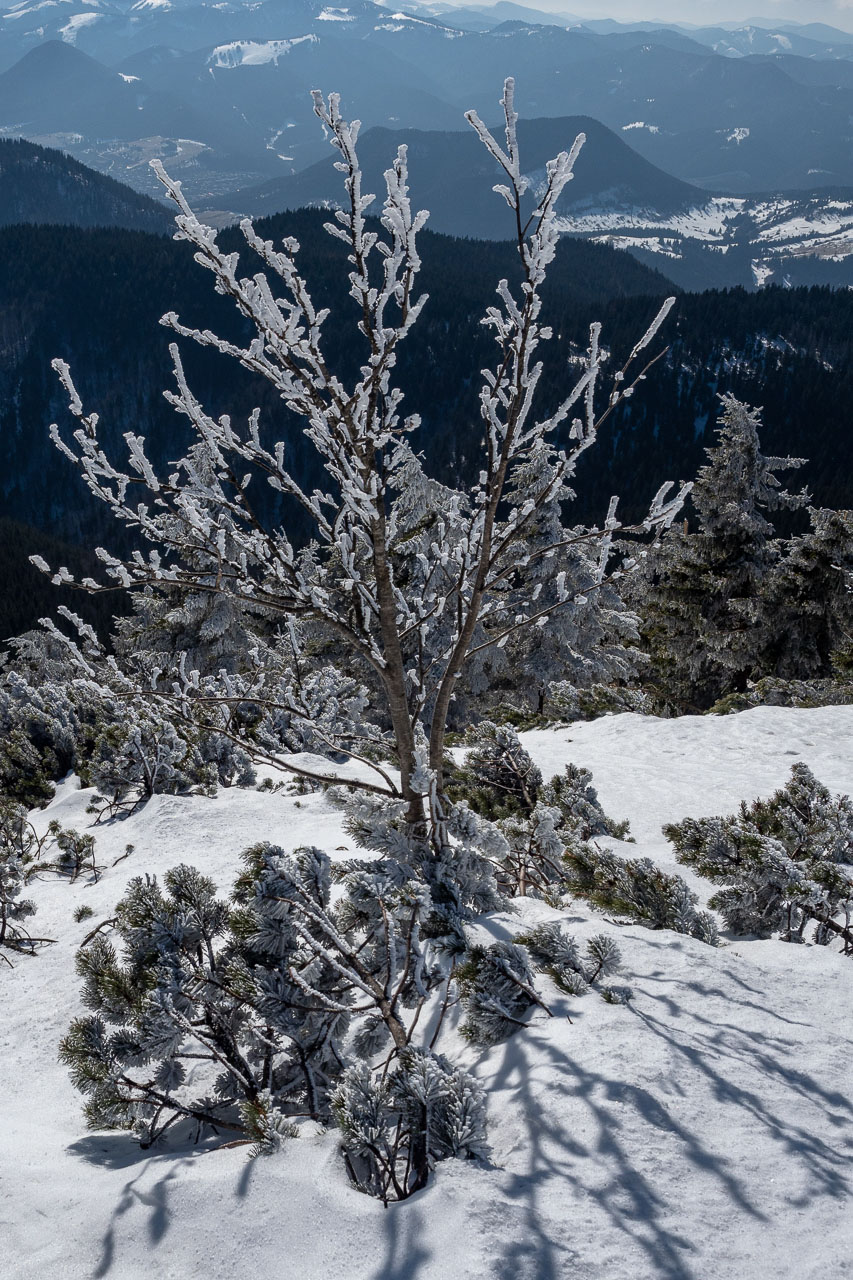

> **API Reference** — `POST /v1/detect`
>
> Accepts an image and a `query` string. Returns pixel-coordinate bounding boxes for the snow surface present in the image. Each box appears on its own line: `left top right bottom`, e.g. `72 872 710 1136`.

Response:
208 36 318 69
58 9 100 39
4 706 853 1279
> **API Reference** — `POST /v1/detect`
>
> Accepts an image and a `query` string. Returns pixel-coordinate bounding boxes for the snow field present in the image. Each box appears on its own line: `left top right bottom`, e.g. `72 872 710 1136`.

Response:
3 707 852 1279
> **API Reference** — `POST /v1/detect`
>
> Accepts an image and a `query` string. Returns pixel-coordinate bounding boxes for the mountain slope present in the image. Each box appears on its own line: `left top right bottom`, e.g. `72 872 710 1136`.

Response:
0 136 171 230
221 116 853 291
223 115 703 239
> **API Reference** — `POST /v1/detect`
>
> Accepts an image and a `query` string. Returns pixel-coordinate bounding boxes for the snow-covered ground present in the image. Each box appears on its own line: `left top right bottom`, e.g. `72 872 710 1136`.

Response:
3 707 852 1279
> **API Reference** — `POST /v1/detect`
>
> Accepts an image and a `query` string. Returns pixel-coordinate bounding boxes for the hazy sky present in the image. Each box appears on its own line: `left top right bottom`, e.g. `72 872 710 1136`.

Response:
460 1 853 35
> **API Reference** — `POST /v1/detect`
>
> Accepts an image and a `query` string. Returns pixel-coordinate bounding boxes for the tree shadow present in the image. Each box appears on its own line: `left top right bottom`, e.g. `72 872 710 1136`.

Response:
90 1157 191 1278
463 962 852 1280
475 1023 709 1280
369 1195 433 1280
68 1129 220 1276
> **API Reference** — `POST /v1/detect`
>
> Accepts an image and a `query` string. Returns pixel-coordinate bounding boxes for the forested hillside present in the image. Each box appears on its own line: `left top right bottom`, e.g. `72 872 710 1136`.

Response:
1 215 672 539
0 137 171 231
3 214 850 596
0 519 123 644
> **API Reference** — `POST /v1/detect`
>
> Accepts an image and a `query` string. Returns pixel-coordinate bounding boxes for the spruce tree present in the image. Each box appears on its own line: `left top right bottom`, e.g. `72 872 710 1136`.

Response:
634 396 808 709
113 444 254 681
760 506 853 681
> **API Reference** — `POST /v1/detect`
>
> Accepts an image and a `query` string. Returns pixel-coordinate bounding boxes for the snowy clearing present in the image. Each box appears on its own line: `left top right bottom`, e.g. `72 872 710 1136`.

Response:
3 706 852 1279
207 37 318 69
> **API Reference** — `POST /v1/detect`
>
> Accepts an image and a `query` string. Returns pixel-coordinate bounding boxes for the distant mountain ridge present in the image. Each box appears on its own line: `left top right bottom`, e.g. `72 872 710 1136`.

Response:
2 9 853 207
223 115 702 239
220 116 853 292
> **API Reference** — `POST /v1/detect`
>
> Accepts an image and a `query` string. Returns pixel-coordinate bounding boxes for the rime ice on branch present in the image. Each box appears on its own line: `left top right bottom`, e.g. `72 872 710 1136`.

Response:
40 78 687 822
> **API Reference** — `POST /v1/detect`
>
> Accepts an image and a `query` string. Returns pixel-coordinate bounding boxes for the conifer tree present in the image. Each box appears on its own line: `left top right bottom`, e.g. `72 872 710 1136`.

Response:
760 506 853 681
112 444 254 681
562 841 719 944
634 395 808 709
332 1051 487 1203
0 797 51 958
481 443 643 717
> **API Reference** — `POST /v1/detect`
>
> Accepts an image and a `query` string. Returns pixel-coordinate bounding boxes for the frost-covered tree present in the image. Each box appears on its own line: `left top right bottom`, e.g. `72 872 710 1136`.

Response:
759 506 853 681
445 727 628 897
457 940 548 1045
540 762 629 841
447 721 543 821
39 79 685 848
634 395 807 710
0 668 79 807
0 839 38 960
665 763 853 951
478 442 644 717
112 444 255 681
332 1050 487 1203
84 710 205 819
60 840 488 1195
0 797 49 958
519 923 626 998
494 803 566 899
46 820 100 882
47 86 684 1177
458 928 627 1040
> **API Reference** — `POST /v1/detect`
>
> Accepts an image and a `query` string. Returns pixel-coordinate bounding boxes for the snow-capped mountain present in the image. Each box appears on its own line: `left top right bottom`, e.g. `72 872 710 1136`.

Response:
1 6 853 196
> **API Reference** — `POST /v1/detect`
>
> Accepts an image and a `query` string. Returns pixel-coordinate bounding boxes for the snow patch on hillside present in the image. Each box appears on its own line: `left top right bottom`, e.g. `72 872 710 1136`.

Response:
557 190 853 286
208 36 318 68
3 0 71 19
58 8 99 39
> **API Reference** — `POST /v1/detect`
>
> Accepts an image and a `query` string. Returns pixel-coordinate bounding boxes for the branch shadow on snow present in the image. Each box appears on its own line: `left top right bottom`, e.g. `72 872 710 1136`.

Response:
369 1198 434 1280
454 950 852 1280
65 942 852 1280
67 1132 215 1277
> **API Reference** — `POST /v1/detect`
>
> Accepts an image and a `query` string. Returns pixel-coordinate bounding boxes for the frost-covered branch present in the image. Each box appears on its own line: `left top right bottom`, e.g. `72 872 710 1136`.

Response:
40 77 683 819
